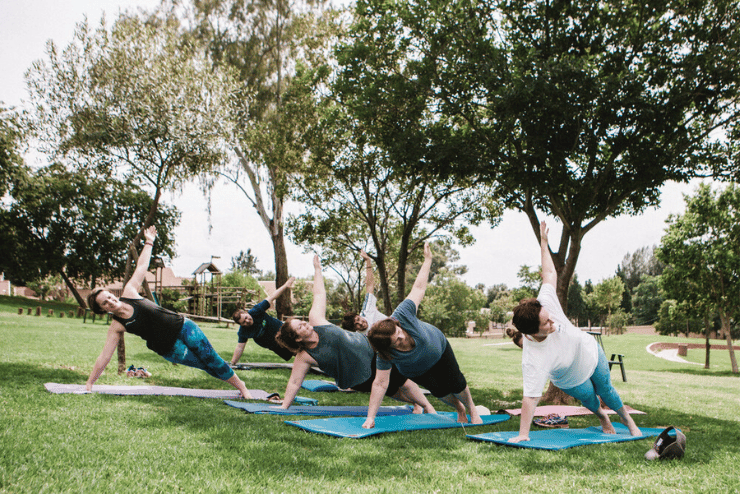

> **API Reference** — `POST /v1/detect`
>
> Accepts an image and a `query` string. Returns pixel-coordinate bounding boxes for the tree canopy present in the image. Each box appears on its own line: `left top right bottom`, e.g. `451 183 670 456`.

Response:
657 183 740 373
0 163 179 304
336 0 740 307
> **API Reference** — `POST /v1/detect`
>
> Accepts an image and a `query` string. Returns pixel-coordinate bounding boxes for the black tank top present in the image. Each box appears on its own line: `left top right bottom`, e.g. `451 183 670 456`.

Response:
113 297 183 355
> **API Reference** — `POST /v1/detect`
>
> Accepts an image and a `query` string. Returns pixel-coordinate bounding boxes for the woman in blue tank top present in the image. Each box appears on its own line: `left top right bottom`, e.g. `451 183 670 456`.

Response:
275 255 433 412
85 225 251 399
363 243 483 429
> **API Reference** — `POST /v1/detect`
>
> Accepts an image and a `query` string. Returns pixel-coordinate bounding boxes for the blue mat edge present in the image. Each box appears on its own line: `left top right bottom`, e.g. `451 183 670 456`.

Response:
223 400 414 416
467 424 675 450
285 412 510 438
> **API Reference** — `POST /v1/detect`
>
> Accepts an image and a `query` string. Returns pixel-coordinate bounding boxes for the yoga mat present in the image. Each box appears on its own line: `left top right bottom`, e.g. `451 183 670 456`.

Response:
497 405 646 417
44 382 317 405
231 362 326 375
225 400 414 416
467 423 672 450
301 380 357 392
286 412 510 438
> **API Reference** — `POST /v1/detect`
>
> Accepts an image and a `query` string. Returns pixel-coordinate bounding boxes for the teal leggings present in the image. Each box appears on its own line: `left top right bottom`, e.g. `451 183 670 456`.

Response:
161 319 235 381
560 347 624 413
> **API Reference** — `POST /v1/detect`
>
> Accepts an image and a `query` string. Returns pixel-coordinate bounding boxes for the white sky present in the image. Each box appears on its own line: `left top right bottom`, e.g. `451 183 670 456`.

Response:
0 0 703 288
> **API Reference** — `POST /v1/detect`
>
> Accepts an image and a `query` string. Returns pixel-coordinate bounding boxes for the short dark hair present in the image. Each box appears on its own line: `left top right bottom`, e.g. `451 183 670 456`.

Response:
511 298 542 335
366 318 398 361
341 312 358 331
232 308 247 324
87 288 107 315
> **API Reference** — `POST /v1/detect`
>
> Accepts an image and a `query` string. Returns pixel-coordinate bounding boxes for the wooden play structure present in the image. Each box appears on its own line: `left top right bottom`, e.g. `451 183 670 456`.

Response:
147 259 260 323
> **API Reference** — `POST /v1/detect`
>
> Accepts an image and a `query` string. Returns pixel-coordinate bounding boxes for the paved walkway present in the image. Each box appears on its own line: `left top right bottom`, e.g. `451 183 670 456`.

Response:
646 345 703 366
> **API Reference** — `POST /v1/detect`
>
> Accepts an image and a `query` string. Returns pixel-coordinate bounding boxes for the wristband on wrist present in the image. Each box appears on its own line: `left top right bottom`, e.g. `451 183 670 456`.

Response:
145 241 154 246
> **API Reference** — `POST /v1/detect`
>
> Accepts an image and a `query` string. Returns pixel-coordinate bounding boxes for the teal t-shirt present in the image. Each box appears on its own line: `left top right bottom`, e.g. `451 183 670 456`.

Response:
306 324 373 389
376 299 446 378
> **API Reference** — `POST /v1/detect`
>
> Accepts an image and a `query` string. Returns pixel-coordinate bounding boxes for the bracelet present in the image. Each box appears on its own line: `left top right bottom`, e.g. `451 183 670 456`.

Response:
145 241 154 246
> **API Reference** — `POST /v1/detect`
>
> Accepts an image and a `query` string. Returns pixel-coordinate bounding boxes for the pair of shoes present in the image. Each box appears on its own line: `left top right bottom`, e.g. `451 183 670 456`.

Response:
126 365 152 378
533 413 569 428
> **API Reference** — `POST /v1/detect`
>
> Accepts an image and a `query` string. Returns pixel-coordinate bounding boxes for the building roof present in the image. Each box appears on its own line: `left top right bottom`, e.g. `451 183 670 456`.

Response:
193 263 223 275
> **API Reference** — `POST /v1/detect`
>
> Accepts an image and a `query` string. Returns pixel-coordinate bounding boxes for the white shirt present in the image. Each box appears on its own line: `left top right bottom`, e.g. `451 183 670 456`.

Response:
521 283 599 397
360 293 386 335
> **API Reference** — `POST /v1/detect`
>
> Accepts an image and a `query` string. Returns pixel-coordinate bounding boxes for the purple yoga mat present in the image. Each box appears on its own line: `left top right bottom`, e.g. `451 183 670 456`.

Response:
44 382 275 400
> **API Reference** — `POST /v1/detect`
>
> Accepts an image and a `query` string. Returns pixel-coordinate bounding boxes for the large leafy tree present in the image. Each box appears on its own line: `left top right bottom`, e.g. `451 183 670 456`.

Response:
0 106 28 199
290 146 501 312
186 0 341 318
0 164 179 305
657 183 740 373
336 0 740 309
25 12 226 370
26 12 227 280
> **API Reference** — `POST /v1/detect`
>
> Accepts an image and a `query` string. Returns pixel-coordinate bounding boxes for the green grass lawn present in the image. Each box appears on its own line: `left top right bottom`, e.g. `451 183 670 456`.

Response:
1 296 739 493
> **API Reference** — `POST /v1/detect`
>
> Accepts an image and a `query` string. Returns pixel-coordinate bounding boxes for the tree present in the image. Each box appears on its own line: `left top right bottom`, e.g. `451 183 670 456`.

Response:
420 268 488 336
616 246 665 312
630 275 664 326
336 0 740 310
657 183 740 373
0 164 179 305
26 12 226 280
187 0 341 319
230 249 262 277
0 106 27 199
26 11 226 371
566 274 587 327
588 276 625 334
290 141 501 313
221 270 266 316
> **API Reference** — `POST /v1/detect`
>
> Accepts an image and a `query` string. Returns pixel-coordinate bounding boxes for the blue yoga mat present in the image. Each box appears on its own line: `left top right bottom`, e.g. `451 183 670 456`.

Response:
301 380 343 392
467 423 674 450
225 400 413 416
286 412 510 438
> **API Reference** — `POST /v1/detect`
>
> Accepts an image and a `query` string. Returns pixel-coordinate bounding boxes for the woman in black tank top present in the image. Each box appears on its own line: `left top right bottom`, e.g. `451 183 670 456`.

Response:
84 225 252 400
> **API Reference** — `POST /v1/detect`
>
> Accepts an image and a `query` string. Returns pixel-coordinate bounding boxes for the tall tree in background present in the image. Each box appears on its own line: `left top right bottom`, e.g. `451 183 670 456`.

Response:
26 12 227 371
230 248 262 276
26 13 226 282
0 106 27 199
337 0 740 310
658 183 740 373
187 0 341 318
290 146 501 312
0 164 179 304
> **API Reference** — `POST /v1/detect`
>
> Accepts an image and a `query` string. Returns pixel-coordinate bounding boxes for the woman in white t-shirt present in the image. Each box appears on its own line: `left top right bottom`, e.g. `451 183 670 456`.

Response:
508 221 642 444
340 250 387 334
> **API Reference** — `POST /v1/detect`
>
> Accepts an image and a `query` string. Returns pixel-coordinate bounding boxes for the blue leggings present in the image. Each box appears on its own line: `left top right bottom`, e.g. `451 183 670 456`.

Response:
561 347 624 413
161 319 235 381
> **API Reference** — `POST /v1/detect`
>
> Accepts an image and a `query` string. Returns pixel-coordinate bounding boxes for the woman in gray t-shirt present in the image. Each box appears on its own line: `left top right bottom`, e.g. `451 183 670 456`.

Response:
364 243 483 429
275 255 433 412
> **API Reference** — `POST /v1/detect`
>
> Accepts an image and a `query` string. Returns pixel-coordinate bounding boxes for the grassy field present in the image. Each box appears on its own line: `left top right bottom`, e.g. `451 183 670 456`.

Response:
1 295 739 493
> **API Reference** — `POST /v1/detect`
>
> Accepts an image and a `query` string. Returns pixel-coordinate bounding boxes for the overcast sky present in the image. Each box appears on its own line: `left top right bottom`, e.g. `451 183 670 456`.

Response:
1 0 705 288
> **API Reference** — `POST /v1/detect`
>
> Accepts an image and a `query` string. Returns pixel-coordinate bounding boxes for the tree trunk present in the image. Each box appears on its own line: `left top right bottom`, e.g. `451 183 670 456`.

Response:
719 311 738 373
118 188 162 374
271 223 292 320
395 237 410 309
541 382 577 405
59 269 86 307
703 314 711 370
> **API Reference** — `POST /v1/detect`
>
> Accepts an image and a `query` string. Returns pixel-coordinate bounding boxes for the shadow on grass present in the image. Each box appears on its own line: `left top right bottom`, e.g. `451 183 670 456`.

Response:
0 361 87 388
658 368 739 377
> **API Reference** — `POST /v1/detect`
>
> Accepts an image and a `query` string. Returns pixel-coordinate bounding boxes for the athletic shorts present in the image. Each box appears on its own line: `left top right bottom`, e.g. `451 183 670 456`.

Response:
350 357 407 396
406 340 467 398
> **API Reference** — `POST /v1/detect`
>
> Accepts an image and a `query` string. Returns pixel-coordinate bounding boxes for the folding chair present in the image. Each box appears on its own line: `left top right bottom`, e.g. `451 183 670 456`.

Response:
587 330 627 382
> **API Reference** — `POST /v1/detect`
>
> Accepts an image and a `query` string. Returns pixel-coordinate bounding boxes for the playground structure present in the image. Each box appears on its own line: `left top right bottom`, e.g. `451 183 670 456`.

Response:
150 259 260 323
